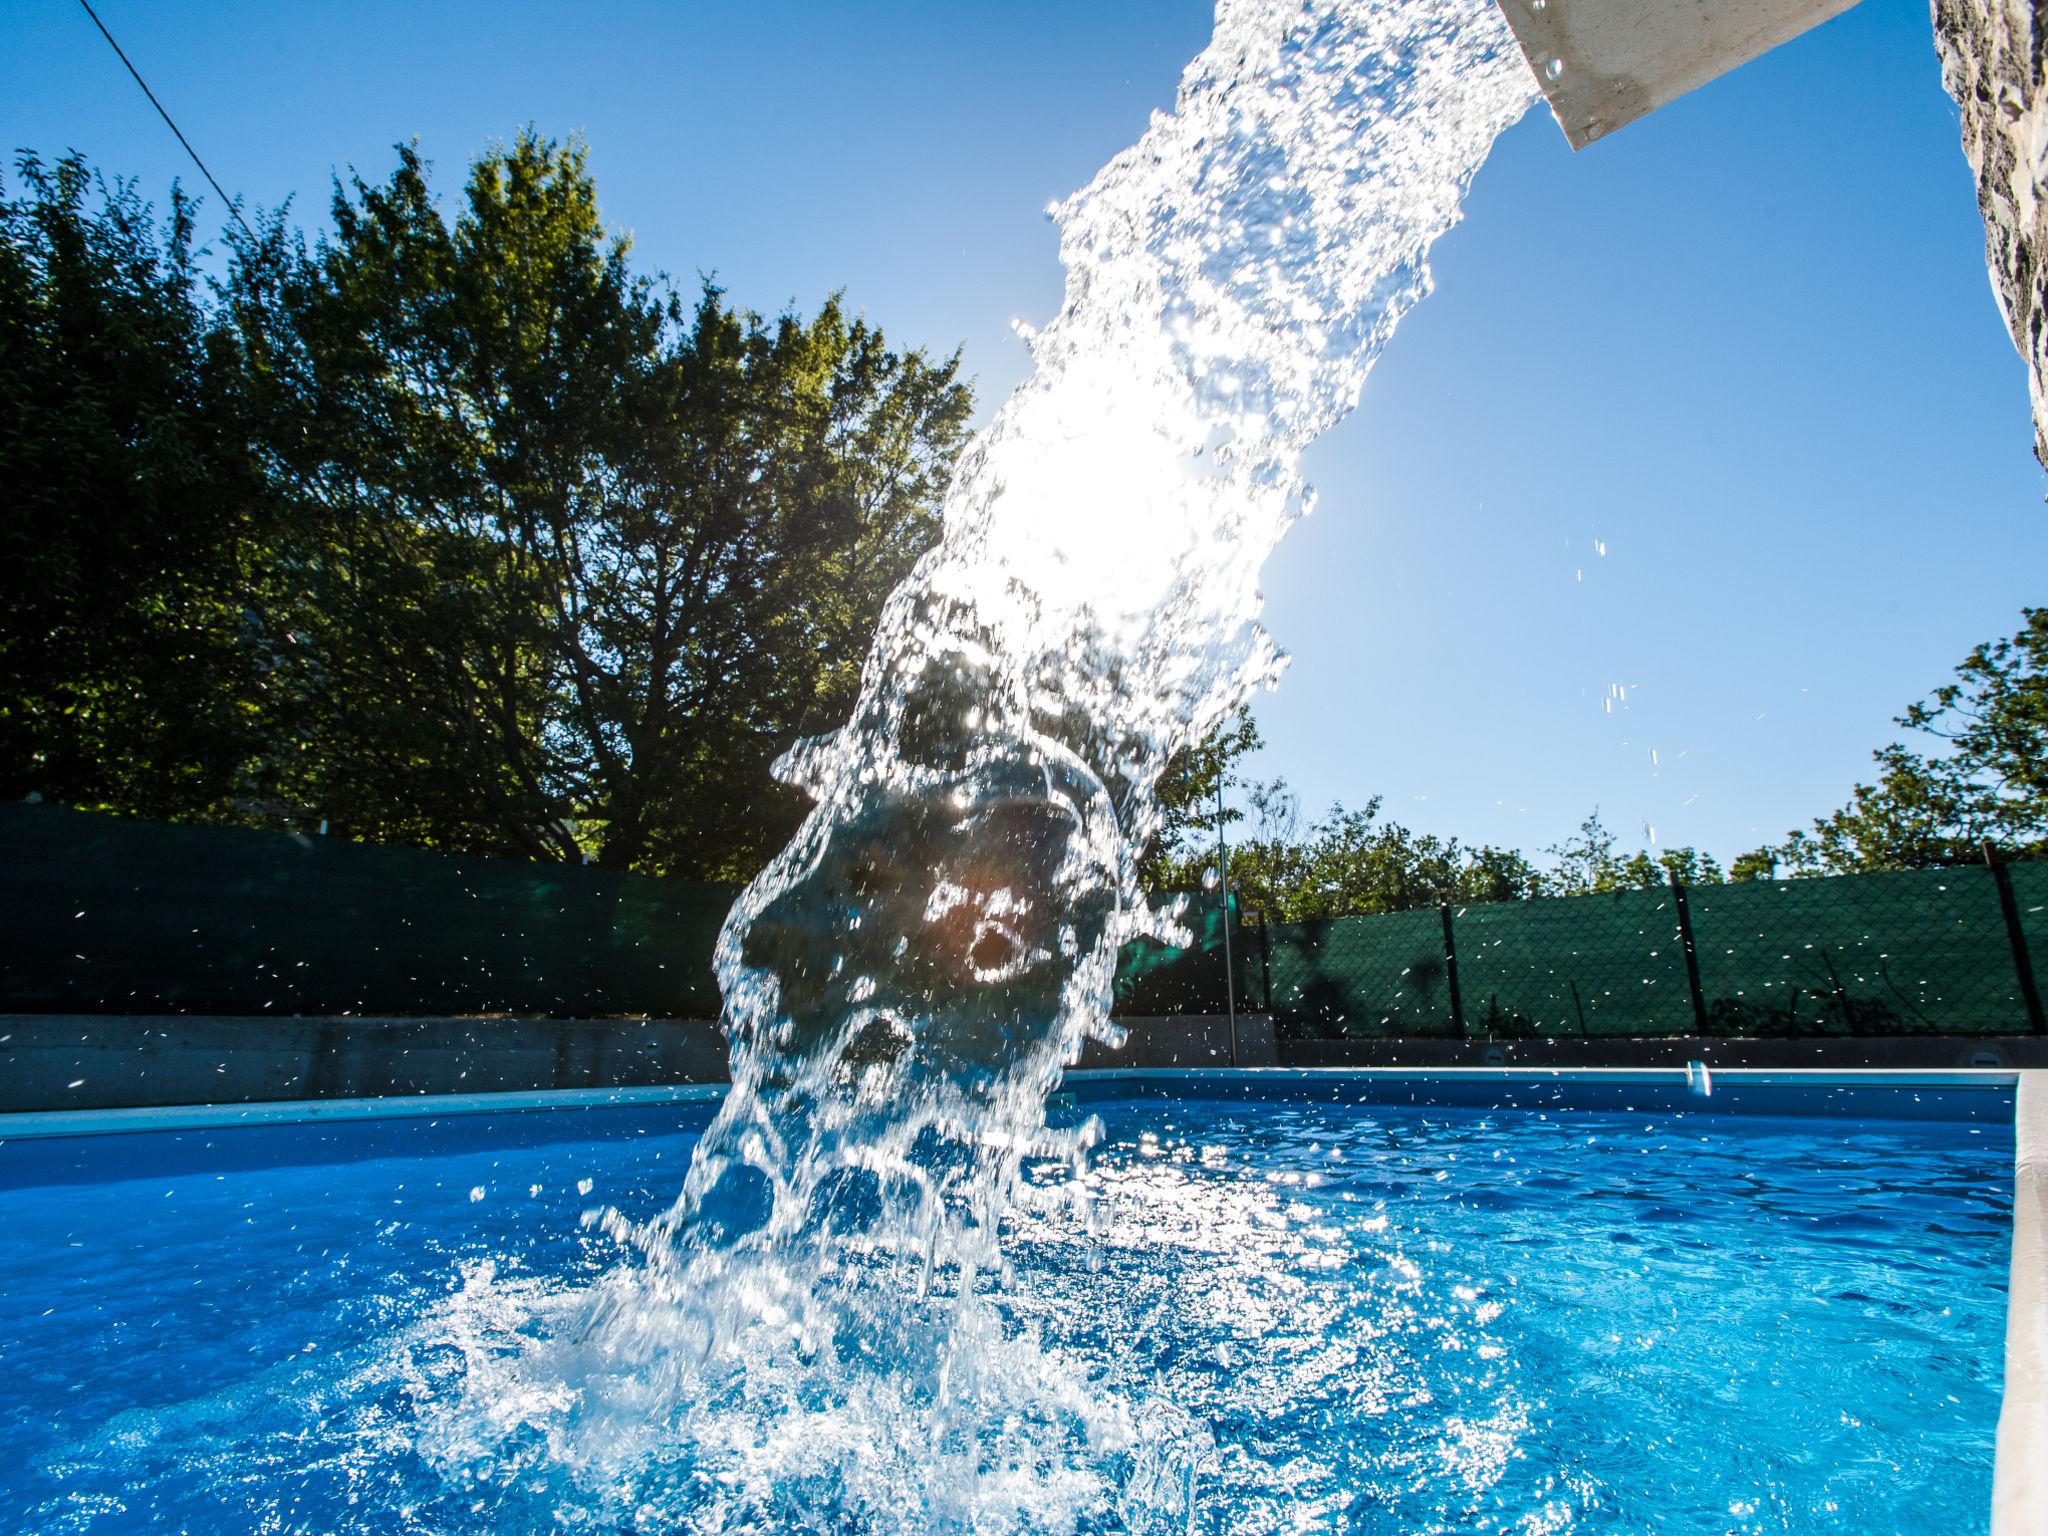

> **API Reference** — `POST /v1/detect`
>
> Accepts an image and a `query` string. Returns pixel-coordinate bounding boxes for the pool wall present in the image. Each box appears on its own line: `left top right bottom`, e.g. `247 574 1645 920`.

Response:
6 1009 2044 1115
1997 1070 2045 1535
0 1012 733 1113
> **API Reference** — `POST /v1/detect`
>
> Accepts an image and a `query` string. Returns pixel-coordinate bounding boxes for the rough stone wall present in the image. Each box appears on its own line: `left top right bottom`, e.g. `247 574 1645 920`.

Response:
1935 0 2048 464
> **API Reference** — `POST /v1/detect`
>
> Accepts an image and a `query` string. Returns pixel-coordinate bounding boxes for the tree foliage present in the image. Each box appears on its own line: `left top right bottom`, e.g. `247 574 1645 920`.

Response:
13 141 2041 902
1143 725 1719 919
1 138 971 877
0 155 275 819
1740 607 2048 876
1541 810 1722 895
1145 720 1551 919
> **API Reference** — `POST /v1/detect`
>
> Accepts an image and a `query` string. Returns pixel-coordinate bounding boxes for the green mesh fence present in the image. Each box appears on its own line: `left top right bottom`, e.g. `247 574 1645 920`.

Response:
1262 859 2047 1041
1683 866 2023 1035
6 803 2041 1035
0 804 736 1017
1112 892 1255 1016
0 806 1251 1020
2008 859 2048 1010
1260 907 1455 1036
1456 886 1694 1037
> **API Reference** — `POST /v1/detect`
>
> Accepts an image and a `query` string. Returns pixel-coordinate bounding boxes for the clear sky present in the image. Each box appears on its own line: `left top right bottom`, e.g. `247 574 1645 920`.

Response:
5 0 2043 865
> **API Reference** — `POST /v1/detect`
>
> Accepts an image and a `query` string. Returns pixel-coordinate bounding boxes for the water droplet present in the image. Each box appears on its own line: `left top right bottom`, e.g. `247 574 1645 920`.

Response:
1201 867 1222 892
1545 57 1564 81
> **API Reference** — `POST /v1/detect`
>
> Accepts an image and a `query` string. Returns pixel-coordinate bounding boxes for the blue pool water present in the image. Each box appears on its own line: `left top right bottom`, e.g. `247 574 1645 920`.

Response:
0 1079 2014 1534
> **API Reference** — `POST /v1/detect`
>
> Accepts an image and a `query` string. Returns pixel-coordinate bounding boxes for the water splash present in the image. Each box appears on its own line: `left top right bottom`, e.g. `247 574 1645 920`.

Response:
428 0 1535 1526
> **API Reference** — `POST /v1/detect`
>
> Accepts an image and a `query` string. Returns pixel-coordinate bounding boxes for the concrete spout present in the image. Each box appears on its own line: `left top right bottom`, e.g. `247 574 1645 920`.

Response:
1497 0 1865 148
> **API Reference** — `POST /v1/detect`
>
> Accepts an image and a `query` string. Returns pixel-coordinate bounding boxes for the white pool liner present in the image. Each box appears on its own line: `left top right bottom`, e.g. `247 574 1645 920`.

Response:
1995 1070 2045 1535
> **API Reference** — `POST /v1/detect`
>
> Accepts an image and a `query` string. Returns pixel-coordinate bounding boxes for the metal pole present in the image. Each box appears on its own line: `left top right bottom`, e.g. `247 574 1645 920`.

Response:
1217 775 1238 1066
1256 909 1273 1014
1439 903 1465 1039
1669 868 1709 1034
1984 840 2047 1034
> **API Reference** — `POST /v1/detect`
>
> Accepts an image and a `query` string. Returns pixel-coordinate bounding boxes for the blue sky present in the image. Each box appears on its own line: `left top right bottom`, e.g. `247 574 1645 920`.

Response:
5 0 2042 865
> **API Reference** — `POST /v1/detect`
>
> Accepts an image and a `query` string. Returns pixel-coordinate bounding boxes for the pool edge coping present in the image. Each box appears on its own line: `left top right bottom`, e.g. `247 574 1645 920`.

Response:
0 1066 2019 1143
0 1083 731 1141
1067 1065 2021 1086
1995 1069 2045 1536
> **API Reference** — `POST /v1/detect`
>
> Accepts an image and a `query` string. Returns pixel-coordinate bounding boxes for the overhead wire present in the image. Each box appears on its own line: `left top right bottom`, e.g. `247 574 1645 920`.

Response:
75 0 255 241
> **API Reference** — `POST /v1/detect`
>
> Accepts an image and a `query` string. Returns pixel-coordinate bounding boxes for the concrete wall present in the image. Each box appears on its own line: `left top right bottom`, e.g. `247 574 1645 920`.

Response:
0 1013 731 1114
0 1012 1291 1113
1278 1033 2048 1070
8 1011 2043 1113
1076 1014 1279 1071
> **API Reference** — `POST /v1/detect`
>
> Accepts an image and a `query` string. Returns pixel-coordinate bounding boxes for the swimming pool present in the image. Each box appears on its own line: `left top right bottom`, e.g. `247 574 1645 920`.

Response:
0 1072 2017 1534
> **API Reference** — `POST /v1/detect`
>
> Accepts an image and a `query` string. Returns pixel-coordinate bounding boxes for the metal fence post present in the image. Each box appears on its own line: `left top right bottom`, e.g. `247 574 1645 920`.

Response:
1256 910 1273 1014
1668 868 1709 1034
1439 903 1466 1039
1216 782 1237 1066
1984 840 2047 1034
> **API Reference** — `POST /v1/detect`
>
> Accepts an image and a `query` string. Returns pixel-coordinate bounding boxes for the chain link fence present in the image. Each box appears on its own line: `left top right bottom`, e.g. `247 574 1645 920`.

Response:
0 805 1242 1022
0 804 735 1017
7 803 2043 1039
1256 855 2048 1040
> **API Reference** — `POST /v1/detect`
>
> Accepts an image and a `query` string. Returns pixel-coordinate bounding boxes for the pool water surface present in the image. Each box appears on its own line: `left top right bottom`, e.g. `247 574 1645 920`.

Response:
0 1082 2014 1534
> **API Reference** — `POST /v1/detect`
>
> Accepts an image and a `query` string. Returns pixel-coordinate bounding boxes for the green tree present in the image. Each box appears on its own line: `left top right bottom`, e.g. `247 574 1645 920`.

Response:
244 137 628 859
574 284 971 876
1137 706 1264 891
1 136 971 880
1164 782 1544 920
248 133 971 873
1766 608 2048 874
1461 843 1548 903
0 154 277 819
1544 808 1721 894
1541 808 1621 895
1728 846 1777 882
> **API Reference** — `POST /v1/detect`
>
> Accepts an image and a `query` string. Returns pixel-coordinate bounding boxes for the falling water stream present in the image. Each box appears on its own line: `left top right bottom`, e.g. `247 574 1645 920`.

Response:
408 1 1537 1528
31 2 1548 1532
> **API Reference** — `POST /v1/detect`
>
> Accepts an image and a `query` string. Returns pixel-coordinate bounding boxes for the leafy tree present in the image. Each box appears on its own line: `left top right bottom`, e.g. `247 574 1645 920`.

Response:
245 133 971 873
1 136 971 880
235 137 633 859
1460 843 1549 904
1544 808 1721 894
0 154 280 820
1138 706 1264 891
1143 710 1544 916
1540 809 1621 896
1727 845 1777 882
1154 778 1544 920
1764 608 2048 874
573 284 971 875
